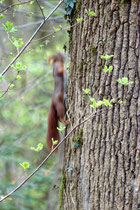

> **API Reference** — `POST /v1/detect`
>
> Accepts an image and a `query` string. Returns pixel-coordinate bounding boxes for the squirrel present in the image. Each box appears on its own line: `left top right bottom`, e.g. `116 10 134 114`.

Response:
46 53 68 152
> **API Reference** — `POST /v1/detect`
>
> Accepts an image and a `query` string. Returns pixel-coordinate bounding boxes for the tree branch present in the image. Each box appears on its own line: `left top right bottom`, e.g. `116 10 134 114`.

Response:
0 106 112 202
35 0 45 20
0 0 33 13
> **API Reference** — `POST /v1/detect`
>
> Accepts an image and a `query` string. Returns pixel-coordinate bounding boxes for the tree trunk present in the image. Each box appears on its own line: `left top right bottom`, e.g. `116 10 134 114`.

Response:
60 0 140 209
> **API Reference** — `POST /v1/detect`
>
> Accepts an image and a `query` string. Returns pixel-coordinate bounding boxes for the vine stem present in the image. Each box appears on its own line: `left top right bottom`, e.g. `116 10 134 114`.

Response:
1 0 64 76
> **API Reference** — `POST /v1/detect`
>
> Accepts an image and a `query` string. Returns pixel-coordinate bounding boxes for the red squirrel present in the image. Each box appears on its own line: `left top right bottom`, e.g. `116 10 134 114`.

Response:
46 53 68 151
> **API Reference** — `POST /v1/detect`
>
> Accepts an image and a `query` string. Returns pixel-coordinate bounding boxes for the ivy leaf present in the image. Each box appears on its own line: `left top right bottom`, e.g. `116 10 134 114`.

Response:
67 167 73 172
19 162 30 170
74 142 80 148
64 0 76 15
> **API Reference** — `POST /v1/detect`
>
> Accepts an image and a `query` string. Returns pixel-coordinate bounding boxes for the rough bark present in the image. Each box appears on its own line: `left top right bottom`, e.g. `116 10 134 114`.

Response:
60 0 140 210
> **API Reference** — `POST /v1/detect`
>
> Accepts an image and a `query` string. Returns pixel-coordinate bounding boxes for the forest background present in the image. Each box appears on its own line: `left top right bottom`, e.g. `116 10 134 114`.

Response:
0 0 68 209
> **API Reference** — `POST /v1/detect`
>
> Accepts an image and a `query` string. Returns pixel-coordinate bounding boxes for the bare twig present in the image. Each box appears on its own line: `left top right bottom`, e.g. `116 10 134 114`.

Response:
35 0 45 20
0 0 33 13
1 0 64 76
32 22 80 43
0 72 19 98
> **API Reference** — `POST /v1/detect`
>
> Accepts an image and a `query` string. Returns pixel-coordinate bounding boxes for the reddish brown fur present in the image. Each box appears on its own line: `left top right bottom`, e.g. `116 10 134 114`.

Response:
46 53 68 152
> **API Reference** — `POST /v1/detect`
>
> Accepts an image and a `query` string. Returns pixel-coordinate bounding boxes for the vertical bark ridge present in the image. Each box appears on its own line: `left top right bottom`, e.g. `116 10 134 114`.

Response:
62 0 140 209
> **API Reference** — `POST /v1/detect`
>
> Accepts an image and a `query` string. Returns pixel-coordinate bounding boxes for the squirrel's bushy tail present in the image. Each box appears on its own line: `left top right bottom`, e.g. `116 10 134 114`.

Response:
46 103 59 152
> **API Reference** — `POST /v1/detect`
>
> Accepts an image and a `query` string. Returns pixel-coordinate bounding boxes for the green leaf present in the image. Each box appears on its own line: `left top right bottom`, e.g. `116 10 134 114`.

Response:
0 75 3 82
30 0 34 4
16 75 22 80
110 98 115 103
52 138 58 146
29 12 33 17
11 62 27 71
103 65 113 72
117 77 134 86
0 14 6 20
84 116 88 120
57 126 66 132
30 143 43 152
102 99 114 107
9 84 15 88
90 98 97 108
86 9 96 16
53 27 60 32
64 0 76 15
83 88 90 94
19 162 30 170
118 100 122 104
39 45 44 50
101 54 114 60
12 36 24 48
76 17 83 23
2 21 18 33
9 52 14 58
74 142 80 148
109 65 113 71
97 100 103 106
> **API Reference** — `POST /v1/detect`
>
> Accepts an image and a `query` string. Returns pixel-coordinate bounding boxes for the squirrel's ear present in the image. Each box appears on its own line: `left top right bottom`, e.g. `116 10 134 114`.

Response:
48 56 52 64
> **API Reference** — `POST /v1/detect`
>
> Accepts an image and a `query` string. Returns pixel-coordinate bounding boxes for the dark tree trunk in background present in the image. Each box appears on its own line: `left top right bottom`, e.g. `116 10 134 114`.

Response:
60 0 140 209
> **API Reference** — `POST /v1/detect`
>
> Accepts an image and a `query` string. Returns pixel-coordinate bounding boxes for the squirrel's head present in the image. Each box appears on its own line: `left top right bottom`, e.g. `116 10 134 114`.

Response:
48 52 65 65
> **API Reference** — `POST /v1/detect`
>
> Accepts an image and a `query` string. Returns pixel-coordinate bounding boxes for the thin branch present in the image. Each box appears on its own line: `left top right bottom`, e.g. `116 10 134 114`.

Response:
35 0 45 21
0 106 113 202
0 3 45 19
32 22 80 43
1 0 64 76
39 0 66 14
0 0 33 13
0 16 64 32
0 72 19 98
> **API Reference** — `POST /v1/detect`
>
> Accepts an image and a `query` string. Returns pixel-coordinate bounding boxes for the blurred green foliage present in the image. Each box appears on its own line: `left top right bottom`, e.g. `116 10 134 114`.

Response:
0 0 68 209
